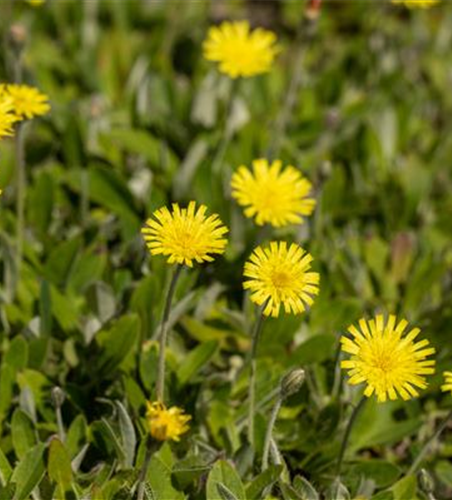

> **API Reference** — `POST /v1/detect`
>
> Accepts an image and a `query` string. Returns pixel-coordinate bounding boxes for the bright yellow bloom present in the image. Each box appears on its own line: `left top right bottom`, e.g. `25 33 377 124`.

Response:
1 84 50 120
146 401 191 442
441 371 452 396
341 315 436 403
231 159 316 227
26 0 45 5
141 201 228 267
203 20 279 79
0 96 19 140
392 0 440 7
244 241 319 317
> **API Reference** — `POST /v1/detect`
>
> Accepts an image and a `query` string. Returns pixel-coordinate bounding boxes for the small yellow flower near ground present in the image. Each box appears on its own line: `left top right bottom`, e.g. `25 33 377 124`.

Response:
244 241 319 317
341 315 436 403
1 84 50 120
26 0 45 5
231 159 316 227
0 96 19 140
441 371 452 396
146 401 191 442
141 201 228 267
392 0 440 8
203 20 279 79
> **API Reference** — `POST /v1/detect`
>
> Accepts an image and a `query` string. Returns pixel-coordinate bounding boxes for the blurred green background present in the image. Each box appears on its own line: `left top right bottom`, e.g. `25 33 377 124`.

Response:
0 1 452 499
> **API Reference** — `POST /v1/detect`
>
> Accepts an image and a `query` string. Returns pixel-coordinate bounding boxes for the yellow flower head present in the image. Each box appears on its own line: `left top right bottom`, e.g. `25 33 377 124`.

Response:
392 0 440 7
141 201 228 267
26 0 45 5
341 315 436 403
203 20 279 79
0 96 19 140
231 159 316 227
441 371 452 396
146 401 191 442
1 84 50 120
244 241 319 317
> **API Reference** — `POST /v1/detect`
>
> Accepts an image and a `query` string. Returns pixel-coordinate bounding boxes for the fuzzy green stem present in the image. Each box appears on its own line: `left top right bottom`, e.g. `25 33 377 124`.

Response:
212 78 239 174
407 409 452 477
247 306 267 447
262 395 283 471
156 265 182 402
336 395 367 477
136 437 153 500
15 122 26 275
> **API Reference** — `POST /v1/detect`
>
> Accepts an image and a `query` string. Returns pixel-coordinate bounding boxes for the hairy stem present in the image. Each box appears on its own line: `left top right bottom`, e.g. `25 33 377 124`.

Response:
336 395 366 477
247 306 267 447
407 409 452 476
136 437 153 500
262 395 283 471
15 122 26 275
156 265 182 402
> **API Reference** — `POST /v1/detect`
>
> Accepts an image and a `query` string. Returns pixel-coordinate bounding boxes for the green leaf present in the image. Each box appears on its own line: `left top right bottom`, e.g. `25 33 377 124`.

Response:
351 460 401 488
115 401 136 469
289 334 336 365
0 447 12 487
146 450 185 500
44 236 81 288
206 460 246 500
326 478 350 500
96 314 140 375
176 340 218 385
293 476 320 500
48 437 73 493
0 365 14 419
4 337 28 373
11 443 45 500
66 414 87 458
172 456 210 491
245 465 283 499
11 409 36 460
391 475 418 500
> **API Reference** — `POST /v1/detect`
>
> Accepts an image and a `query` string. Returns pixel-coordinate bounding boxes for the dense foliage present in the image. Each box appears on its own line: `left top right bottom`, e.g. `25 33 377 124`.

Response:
0 1 452 499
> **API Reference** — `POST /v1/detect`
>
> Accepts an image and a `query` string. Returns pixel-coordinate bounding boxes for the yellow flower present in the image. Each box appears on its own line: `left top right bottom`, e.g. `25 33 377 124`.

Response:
146 401 191 442
203 20 279 79
26 0 45 5
141 201 228 267
392 0 440 7
341 315 436 403
231 159 316 227
1 84 50 120
243 241 319 317
0 96 19 140
441 371 452 396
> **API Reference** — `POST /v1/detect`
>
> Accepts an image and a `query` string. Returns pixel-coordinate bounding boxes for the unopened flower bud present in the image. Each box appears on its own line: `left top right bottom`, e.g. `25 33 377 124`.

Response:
418 468 435 495
8 24 27 53
280 368 305 399
51 386 66 409
306 0 322 21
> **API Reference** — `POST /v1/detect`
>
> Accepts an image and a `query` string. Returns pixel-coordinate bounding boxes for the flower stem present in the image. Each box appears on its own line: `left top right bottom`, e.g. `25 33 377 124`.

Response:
15 121 26 275
335 395 367 477
156 264 183 402
262 395 282 471
247 305 267 447
136 436 153 500
212 78 240 174
407 409 452 477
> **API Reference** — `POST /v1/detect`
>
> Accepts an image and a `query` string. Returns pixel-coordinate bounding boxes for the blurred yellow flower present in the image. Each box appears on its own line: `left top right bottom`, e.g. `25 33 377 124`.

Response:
203 20 279 79
0 96 19 140
441 371 452 396
244 241 319 317
141 201 228 267
231 159 316 227
146 401 190 442
1 84 50 120
392 0 440 7
341 315 435 403
26 0 45 5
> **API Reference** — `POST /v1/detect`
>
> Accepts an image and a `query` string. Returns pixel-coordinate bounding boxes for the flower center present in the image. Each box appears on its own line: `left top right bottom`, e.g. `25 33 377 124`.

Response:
271 270 291 289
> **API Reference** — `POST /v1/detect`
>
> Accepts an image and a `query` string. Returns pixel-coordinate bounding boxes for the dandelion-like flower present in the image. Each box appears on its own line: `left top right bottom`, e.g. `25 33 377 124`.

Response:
203 20 279 79
26 0 45 5
1 84 50 120
146 401 191 442
341 315 436 403
244 241 319 317
392 0 440 7
231 159 316 227
441 371 452 396
141 201 228 267
0 96 19 140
